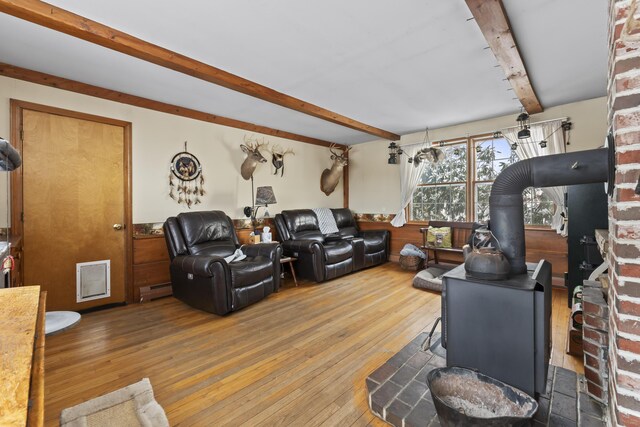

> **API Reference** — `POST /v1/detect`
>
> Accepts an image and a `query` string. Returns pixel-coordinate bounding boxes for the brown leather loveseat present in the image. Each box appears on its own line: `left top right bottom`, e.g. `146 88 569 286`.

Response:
274 208 389 282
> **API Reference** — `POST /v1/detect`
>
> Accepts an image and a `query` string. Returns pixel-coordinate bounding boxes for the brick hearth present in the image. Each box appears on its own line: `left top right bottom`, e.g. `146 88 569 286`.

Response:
366 332 605 426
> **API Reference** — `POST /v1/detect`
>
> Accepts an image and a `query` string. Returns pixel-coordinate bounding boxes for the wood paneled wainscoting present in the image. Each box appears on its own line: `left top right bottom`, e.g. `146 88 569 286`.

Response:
357 220 568 281
132 235 171 302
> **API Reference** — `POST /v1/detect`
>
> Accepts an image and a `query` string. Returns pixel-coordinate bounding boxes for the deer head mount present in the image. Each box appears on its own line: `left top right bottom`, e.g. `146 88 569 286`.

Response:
240 135 269 180
320 144 352 196
269 144 295 177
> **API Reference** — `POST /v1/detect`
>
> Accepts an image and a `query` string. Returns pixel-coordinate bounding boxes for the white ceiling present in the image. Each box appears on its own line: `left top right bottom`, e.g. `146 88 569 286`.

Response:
0 0 607 144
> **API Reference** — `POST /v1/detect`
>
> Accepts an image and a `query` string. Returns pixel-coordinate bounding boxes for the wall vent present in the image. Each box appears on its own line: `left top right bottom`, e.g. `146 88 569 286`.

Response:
76 260 110 303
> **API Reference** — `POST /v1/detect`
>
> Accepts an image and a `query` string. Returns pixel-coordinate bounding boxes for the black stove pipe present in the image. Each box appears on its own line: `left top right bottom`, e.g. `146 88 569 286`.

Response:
489 148 609 275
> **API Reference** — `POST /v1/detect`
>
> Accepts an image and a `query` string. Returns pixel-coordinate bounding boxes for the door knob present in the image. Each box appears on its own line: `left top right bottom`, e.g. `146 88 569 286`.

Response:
113 224 124 230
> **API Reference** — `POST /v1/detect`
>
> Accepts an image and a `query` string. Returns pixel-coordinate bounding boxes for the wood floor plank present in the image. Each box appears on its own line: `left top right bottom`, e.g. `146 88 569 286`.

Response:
43 263 581 426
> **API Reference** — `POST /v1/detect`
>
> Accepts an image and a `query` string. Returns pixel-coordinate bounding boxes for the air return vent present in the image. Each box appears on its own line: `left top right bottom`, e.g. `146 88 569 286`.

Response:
76 260 110 303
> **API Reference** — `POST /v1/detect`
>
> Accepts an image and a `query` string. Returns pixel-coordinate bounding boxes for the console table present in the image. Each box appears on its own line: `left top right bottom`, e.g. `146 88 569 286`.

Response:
0 286 46 426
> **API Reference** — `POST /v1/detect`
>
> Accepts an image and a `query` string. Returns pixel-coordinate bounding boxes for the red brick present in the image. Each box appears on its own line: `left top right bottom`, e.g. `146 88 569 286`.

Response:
617 335 640 354
616 74 640 93
619 297 640 316
617 353 640 372
620 263 640 278
618 188 640 202
615 92 640 111
587 380 607 402
585 352 607 372
616 223 640 240
584 338 607 357
614 241 640 259
585 327 611 347
616 409 640 427
618 149 640 165
616 314 640 336
617 372 640 393
615 278 640 299
584 297 610 319
586 313 612 332
616 42 640 57
616 391 640 413
615 131 640 147
615 56 640 76
615 5 629 21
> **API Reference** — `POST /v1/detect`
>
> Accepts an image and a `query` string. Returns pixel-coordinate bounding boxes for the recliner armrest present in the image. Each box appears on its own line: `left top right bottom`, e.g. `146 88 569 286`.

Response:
360 229 389 240
172 255 226 277
282 239 323 254
241 242 281 261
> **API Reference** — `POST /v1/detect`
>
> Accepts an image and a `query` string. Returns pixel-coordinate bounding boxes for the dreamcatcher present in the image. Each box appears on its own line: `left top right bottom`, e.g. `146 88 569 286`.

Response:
168 141 205 208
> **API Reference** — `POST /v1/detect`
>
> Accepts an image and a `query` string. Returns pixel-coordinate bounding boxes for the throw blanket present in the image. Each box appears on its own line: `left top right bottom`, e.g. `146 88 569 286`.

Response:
313 208 340 234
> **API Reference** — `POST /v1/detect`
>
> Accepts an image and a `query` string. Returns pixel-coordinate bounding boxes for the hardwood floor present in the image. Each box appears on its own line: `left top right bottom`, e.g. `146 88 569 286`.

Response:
43 263 582 426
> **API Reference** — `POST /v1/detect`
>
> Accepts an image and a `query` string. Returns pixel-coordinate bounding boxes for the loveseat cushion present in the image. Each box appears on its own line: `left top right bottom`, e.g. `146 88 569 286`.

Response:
332 208 359 237
229 256 272 288
324 241 353 264
281 209 324 241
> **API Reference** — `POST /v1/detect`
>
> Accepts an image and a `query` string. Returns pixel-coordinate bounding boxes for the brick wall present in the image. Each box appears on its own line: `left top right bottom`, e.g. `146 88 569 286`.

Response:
584 281 611 403
609 0 640 425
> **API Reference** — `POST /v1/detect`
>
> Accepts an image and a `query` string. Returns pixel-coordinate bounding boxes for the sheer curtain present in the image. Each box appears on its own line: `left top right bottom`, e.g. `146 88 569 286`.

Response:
391 145 428 227
501 119 567 236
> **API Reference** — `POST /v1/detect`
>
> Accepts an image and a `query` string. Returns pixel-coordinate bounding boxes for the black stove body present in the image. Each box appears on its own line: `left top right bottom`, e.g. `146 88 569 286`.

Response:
442 260 552 397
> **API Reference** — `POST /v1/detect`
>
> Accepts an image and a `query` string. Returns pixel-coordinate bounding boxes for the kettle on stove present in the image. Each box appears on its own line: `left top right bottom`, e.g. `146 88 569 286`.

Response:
462 228 511 280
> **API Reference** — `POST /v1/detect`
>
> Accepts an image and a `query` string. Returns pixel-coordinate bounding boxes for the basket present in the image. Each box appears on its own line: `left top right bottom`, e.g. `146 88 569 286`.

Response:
399 254 424 271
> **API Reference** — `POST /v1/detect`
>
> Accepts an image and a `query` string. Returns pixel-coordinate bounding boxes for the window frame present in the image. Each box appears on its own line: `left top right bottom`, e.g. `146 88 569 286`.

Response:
407 132 555 229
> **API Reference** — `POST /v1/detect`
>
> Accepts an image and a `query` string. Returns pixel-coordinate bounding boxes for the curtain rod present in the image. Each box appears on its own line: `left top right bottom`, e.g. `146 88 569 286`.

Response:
501 116 569 131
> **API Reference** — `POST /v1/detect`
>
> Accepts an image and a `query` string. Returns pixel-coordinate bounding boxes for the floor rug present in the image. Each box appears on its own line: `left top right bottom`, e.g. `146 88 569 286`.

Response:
60 378 169 427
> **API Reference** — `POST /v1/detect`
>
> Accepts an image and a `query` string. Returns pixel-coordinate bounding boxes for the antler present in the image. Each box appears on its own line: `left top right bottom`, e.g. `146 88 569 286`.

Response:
243 134 269 151
329 143 350 157
283 147 295 156
271 144 283 154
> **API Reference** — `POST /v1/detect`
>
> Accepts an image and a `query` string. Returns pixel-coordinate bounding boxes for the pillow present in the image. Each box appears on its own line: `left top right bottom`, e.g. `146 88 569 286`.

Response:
427 226 452 248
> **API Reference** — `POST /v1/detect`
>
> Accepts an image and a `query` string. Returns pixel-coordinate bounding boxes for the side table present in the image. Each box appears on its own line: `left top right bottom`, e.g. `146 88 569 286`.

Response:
280 256 298 287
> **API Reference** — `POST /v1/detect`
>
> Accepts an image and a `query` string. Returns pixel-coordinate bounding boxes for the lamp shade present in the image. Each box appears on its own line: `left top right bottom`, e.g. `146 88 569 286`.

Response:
255 186 277 205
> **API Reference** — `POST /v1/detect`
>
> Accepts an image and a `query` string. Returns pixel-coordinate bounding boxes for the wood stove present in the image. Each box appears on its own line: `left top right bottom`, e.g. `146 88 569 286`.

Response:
441 260 552 397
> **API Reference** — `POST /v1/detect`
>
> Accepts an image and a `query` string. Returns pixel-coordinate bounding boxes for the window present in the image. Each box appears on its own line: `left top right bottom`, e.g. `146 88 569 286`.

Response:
412 141 467 222
410 134 555 226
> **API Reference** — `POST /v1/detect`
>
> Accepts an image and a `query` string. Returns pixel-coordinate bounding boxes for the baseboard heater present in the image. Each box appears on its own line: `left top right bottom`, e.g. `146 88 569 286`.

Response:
139 283 172 302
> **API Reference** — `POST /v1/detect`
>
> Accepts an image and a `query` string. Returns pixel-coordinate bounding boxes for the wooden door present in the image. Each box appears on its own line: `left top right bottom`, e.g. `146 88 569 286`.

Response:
12 101 132 311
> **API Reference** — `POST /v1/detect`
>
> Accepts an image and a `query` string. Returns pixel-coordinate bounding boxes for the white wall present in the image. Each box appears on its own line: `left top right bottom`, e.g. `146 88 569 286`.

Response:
0 76 343 223
349 97 608 214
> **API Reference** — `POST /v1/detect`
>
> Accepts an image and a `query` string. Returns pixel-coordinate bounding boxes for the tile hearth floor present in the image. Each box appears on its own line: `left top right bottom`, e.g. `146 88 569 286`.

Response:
366 332 605 427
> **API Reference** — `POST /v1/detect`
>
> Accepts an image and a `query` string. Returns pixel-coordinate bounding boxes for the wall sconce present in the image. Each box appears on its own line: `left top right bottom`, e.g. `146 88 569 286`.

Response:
516 112 531 139
511 142 518 150
539 140 547 149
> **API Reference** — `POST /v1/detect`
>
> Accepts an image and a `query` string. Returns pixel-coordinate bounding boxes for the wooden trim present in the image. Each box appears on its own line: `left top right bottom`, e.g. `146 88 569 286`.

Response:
0 62 342 149
465 0 543 114
123 122 133 304
0 0 399 141
10 99 135 304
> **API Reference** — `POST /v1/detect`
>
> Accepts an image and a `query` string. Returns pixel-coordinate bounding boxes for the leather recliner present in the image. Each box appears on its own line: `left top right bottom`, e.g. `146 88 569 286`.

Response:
274 209 389 283
164 210 281 315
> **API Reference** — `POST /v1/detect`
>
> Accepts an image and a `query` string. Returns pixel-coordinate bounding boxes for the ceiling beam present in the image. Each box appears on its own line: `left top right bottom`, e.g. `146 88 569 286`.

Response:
0 0 400 141
465 0 543 114
0 62 345 148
